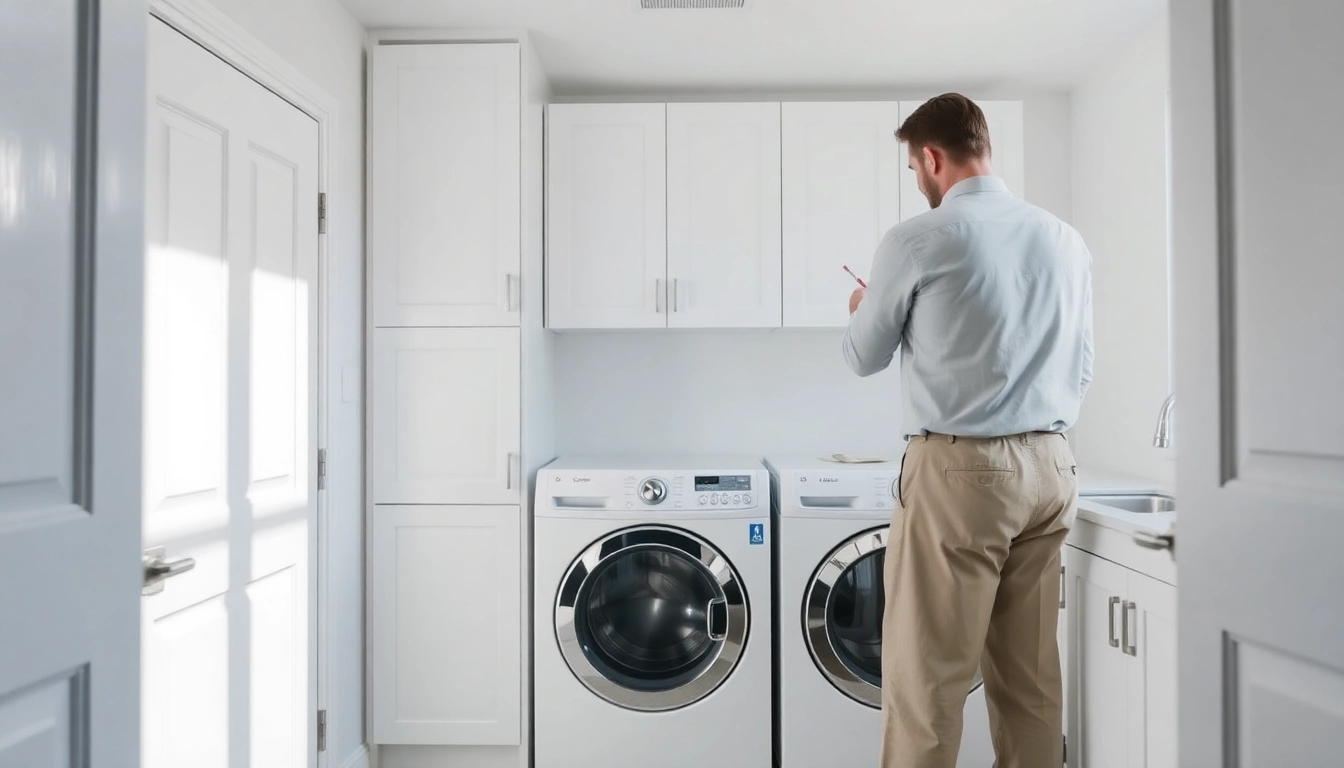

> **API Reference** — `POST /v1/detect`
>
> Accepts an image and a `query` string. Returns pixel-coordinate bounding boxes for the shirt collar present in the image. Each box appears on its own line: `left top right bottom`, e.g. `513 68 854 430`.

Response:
946 175 1009 200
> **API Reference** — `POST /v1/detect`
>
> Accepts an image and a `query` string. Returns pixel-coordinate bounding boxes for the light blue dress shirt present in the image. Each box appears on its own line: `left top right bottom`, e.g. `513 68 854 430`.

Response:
843 176 1094 438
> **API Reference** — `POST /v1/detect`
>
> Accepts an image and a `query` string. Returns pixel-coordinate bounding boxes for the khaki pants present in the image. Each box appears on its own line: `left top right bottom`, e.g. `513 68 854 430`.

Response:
880 432 1077 768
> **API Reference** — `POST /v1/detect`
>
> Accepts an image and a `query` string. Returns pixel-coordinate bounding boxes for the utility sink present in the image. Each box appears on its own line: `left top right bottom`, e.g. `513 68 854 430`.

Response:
1082 493 1176 514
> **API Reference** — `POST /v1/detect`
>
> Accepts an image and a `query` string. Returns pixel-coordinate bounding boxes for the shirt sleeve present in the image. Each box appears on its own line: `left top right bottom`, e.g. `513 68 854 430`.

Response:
1080 248 1095 396
842 230 921 377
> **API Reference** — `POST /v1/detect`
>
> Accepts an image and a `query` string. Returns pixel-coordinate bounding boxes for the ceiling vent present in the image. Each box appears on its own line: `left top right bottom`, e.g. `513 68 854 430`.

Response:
637 0 751 9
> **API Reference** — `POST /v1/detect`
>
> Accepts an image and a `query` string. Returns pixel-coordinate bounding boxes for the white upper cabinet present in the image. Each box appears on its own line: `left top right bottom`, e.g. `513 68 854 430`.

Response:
369 43 521 327
371 327 521 505
547 103 667 329
897 99 1025 222
781 102 901 328
666 103 782 328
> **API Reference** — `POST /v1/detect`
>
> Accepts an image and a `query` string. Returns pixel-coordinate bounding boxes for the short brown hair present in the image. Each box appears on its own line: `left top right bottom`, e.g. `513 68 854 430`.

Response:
895 93 991 164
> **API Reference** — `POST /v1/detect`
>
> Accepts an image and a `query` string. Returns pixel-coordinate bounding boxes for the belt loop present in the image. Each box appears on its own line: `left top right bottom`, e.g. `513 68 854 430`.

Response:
947 435 956 444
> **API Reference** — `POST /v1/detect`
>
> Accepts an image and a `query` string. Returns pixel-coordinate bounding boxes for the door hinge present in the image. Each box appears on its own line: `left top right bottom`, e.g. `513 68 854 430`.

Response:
1059 565 1066 609
1063 734 1067 765
317 448 327 490
317 192 327 234
317 709 327 752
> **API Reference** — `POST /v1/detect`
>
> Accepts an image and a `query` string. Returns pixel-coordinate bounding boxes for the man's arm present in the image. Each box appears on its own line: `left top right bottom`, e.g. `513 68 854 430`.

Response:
1080 247 1094 396
842 231 920 377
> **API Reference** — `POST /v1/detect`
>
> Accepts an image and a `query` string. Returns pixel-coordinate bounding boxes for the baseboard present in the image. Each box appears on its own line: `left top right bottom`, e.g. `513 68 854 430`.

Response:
339 744 371 768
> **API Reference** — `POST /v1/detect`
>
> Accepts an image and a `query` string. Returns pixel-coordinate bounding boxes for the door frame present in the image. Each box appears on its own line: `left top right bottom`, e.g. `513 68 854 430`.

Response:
144 2 339 765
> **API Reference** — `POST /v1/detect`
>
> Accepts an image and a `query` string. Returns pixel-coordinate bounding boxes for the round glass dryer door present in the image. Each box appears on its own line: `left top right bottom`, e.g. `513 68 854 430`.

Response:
555 525 749 711
804 526 983 708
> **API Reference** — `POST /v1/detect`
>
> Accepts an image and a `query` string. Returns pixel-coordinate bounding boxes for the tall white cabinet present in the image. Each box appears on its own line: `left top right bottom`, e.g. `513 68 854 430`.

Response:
367 33 548 763
369 43 521 328
547 98 1026 330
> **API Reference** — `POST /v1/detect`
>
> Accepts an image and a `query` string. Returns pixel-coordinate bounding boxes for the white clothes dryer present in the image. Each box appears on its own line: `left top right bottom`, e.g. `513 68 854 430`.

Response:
535 456 772 768
765 455 994 768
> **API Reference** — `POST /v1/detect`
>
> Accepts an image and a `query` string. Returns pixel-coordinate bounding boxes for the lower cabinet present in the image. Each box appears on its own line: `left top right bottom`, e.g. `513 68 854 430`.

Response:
371 505 522 745
1065 545 1177 768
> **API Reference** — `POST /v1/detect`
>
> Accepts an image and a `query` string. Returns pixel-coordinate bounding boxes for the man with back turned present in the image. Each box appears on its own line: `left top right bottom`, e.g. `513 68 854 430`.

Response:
844 93 1094 768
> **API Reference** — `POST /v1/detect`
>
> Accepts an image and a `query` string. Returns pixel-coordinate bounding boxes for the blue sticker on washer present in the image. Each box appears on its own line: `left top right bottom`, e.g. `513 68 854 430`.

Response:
748 523 765 545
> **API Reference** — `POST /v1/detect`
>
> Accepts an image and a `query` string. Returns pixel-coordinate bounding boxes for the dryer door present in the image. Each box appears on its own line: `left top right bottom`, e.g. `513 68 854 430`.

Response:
555 525 749 711
804 525 984 708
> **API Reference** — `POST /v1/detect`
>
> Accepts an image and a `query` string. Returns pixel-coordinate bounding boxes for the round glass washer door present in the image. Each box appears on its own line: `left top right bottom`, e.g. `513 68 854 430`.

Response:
804 526 983 708
555 525 749 712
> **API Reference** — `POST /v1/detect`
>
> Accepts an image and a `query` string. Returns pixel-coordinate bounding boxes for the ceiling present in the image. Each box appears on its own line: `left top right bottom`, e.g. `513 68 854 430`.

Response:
338 0 1166 94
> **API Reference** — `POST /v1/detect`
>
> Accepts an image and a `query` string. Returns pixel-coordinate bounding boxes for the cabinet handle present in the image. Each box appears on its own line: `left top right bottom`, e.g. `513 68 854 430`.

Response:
506 273 519 313
506 452 518 490
655 279 663 313
1058 565 1066 609
1132 529 1175 554
1108 596 1121 648
1122 600 1138 657
672 278 680 312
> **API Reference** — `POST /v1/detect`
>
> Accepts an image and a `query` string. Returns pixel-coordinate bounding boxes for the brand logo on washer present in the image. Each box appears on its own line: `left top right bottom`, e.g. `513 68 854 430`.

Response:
748 523 765 545
572 476 591 483
819 477 839 483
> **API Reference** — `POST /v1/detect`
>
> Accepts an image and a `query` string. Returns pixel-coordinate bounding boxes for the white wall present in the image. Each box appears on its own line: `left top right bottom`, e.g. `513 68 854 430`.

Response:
551 92 1072 458
1069 17 1174 486
194 0 368 765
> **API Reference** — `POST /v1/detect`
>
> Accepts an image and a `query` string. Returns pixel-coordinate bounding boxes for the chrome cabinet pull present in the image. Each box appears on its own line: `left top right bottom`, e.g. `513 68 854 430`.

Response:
1059 565 1066 609
1108 596 1121 648
1122 601 1138 656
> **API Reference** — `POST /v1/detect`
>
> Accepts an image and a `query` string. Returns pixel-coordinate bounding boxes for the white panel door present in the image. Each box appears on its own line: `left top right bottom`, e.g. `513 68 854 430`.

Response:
897 99 1025 222
0 0 143 763
1172 1 1344 765
1067 547 1131 768
547 103 667 329
371 328 520 504
781 102 900 328
143 19 318 768
1127 572 1176 768
666 102 782 328
369 42 520 328
371 506 522 745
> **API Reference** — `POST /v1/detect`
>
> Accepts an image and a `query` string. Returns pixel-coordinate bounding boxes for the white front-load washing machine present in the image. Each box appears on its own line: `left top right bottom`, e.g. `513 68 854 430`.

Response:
765 455 994 768
535 455 772 768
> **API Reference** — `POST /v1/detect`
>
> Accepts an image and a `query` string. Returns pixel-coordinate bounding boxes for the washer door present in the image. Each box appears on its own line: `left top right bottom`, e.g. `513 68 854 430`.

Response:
555 525 749 711
804 526 983 708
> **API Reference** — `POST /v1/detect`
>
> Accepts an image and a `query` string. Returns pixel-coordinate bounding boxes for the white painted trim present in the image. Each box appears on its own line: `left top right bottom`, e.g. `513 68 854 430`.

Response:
145 3 340 767
366 27 534 47
338 743 371 768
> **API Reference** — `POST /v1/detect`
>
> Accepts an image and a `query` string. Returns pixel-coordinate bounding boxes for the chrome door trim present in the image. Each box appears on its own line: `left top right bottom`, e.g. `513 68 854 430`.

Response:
554 525 750 711
804 525 984 708
804 526 888 707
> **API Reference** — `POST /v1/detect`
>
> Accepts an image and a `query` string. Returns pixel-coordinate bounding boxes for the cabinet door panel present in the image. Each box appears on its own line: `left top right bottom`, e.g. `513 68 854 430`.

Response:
666 102 781 328
1129 571 1178 768
371 328 520 504
371 505 522 744
369 43 520 327
781 102 900 328
1067 546 1132 768
547 103 666 329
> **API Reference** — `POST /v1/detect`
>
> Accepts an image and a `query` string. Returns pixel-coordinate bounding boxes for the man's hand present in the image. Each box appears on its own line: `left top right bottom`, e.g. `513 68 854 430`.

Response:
849 287 865 315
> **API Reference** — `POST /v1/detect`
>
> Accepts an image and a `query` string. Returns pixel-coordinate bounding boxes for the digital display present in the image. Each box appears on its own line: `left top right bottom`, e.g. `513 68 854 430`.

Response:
695 475 752 491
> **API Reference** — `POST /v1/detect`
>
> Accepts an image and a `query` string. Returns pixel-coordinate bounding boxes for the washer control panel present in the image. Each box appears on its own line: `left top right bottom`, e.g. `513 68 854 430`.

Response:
545 467 762 512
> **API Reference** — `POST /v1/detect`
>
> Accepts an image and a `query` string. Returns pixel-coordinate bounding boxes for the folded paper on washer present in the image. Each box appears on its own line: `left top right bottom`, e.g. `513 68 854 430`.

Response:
821 453 892 464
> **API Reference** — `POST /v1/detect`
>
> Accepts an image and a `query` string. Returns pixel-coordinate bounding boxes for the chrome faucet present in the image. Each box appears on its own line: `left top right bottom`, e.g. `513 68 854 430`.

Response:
1153 394 1176 448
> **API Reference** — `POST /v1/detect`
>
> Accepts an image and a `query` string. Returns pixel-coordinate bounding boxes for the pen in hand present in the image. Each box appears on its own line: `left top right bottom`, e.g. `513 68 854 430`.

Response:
843 265 867 288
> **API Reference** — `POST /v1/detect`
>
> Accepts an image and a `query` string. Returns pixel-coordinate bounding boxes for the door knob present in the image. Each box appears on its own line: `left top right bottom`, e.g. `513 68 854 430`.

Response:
142 546 196 596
